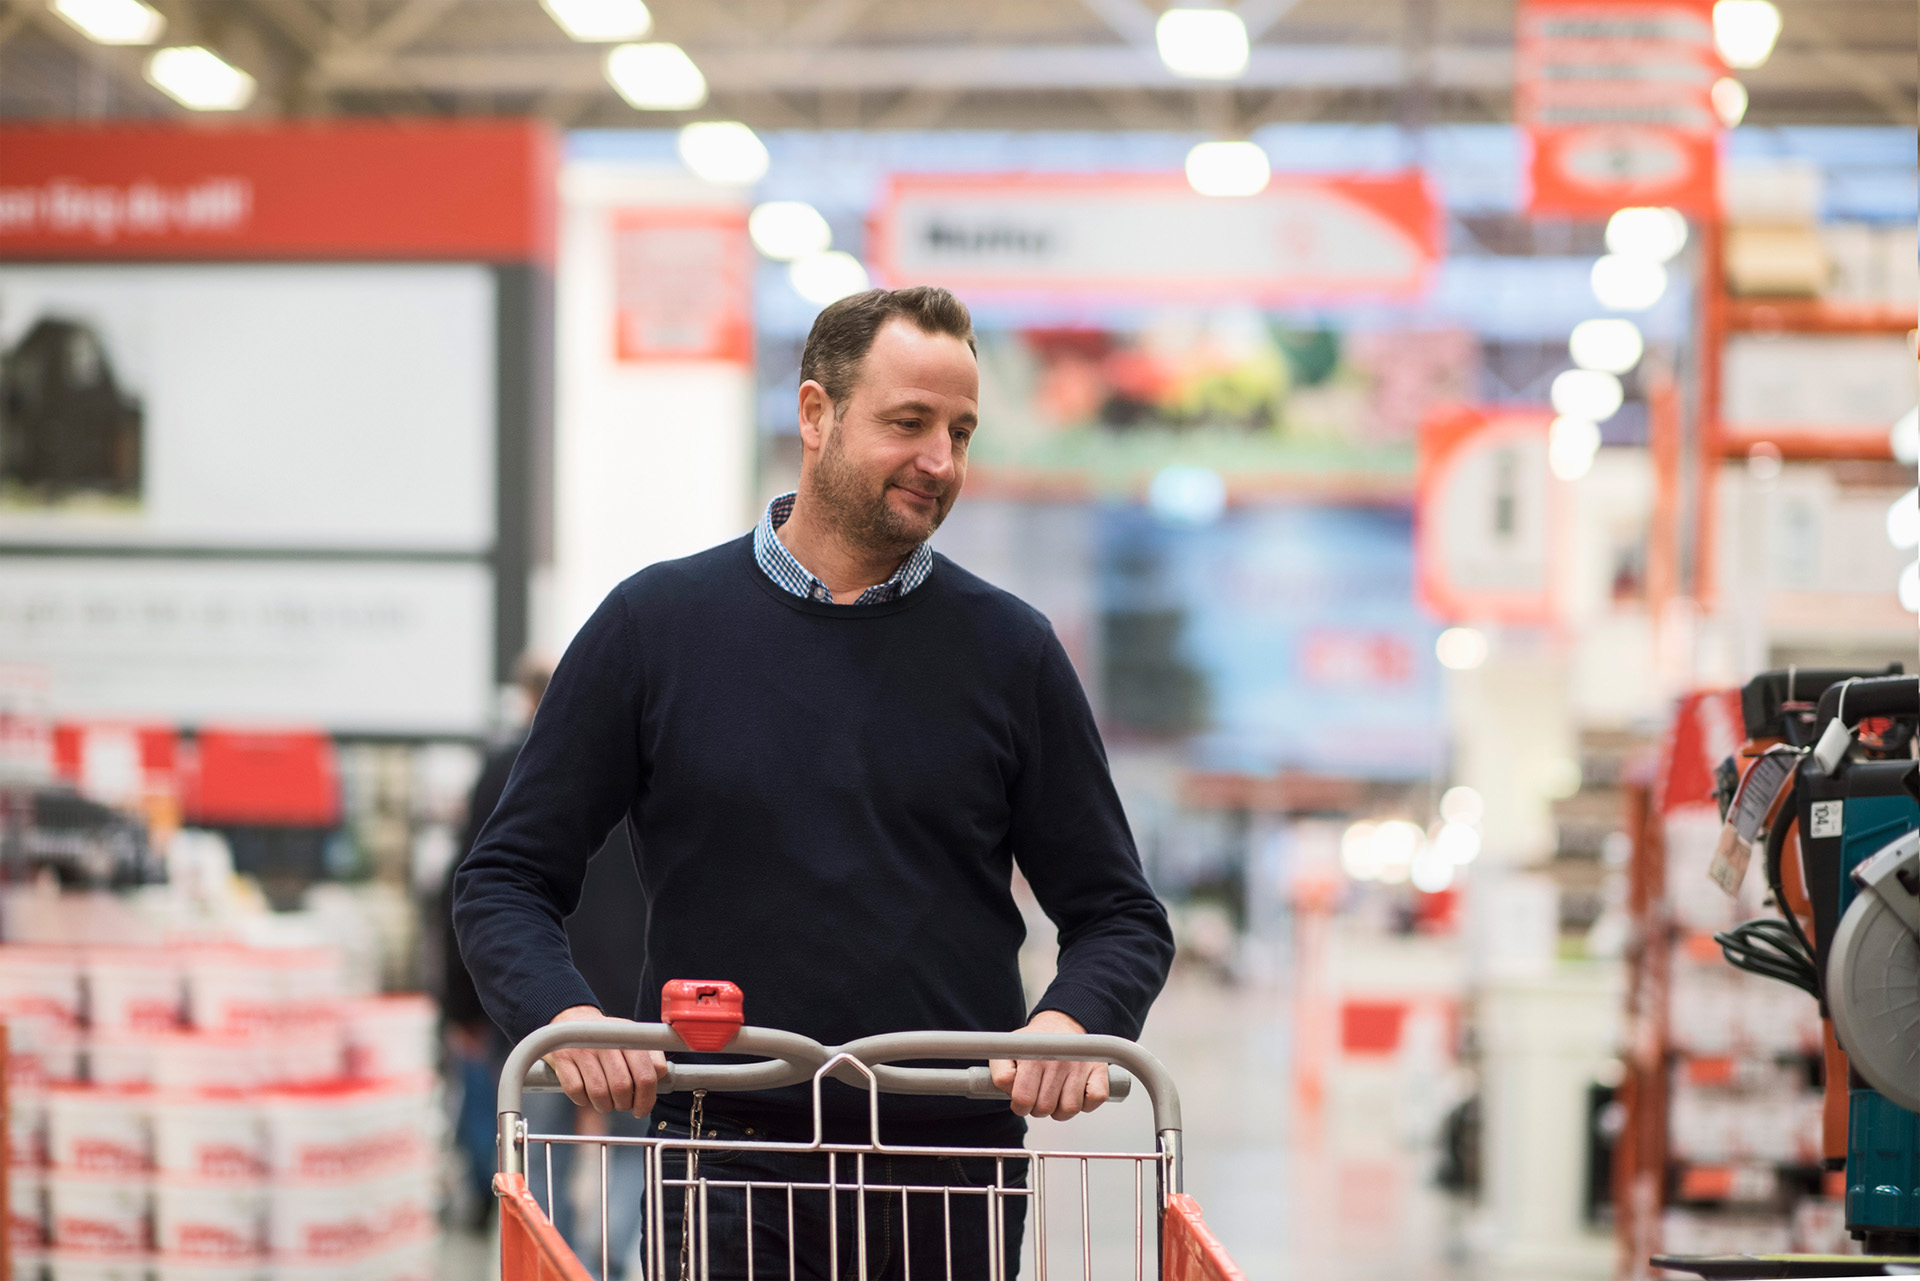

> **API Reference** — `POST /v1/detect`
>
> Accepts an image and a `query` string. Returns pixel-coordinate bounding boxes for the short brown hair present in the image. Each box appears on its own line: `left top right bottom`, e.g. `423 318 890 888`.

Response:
799 286 975 409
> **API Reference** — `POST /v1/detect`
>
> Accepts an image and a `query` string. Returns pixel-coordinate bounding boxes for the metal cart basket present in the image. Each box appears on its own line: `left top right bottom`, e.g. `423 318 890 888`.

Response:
494 985 1242 1281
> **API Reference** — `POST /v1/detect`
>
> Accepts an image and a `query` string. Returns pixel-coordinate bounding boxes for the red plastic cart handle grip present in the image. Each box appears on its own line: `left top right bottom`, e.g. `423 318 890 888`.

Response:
661 979 745 1051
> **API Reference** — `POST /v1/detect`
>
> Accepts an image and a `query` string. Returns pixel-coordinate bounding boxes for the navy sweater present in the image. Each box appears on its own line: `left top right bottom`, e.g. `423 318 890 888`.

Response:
452 534 1173 1143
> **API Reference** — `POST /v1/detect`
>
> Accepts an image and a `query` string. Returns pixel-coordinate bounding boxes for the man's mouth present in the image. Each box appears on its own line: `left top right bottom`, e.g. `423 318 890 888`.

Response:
893 484 942 505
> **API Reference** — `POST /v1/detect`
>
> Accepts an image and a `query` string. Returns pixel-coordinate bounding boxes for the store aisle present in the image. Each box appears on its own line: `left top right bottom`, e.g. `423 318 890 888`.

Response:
1028 972 1468 1281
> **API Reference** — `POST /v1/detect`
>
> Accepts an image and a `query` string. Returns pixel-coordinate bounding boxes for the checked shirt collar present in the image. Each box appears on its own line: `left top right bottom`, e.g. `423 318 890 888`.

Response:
753 492 934 605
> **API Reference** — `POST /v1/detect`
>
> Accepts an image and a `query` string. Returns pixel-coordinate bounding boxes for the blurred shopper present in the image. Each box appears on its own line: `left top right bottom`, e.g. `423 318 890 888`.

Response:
455 286 1173 1279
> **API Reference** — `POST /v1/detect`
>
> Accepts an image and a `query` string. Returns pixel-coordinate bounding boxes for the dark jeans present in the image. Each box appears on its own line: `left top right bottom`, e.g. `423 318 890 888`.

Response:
648 1111 1029 1280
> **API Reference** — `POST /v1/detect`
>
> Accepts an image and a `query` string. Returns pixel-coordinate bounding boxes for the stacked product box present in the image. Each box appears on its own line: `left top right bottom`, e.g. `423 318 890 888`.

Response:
1660 810 1837 1256
0 944 437 1281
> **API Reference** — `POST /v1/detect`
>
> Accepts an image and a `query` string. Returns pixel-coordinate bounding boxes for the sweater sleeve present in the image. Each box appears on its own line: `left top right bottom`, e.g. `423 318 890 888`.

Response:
1009 627 1174 1041
452 587 646 1041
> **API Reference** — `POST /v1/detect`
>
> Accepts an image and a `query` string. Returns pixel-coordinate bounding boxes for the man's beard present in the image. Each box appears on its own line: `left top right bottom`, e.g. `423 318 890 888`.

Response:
808 422 953 558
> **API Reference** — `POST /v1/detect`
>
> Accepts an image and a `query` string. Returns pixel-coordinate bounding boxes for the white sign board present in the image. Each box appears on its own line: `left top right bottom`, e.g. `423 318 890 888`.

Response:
0 558 493 734
0 263 496 552
872 174 1438 300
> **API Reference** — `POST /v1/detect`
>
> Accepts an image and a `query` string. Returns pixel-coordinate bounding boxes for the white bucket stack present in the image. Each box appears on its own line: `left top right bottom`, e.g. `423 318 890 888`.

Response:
0 942 438 1281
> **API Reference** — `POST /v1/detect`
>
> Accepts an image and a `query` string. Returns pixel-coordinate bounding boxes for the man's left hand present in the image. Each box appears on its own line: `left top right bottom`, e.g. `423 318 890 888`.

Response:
988 1009 1111 1120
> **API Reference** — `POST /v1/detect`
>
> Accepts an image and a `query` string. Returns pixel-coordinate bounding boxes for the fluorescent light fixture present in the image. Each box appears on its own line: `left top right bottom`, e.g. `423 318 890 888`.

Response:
1551 370 1624 423
1435 627 1488 671
676 120 768 185
1711 76 1749 127
1548 414 1603 480
1185 140 1269 198
1148 465 1228 525
1439 785 1484 826
1156 8 1250 79
1887 488 1919 551
52 0 163 44
1569 318 1645 375
1713 0 1782 69
605 42 706 110
748 201 831 261
789 251 870 306
146 46 255 110
1605 207 1688 263
1891 408 1918 465
1591 255 1668 311
543 0 650 41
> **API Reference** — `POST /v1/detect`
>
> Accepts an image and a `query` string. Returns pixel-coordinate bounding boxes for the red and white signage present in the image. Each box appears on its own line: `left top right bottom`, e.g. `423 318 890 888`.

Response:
0 121 556 261
610 208 753 364
1415 406 1562 625
871 172 1440 301
1517 0 1722 217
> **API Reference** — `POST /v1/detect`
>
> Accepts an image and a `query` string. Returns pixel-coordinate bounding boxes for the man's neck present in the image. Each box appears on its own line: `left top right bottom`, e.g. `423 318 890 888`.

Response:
777 493 909 601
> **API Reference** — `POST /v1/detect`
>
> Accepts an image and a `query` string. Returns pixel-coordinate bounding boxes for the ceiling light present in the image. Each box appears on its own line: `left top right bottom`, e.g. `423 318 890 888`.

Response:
1591 255 1668 311
1569 318 1645 374
52 0 163 44
1410 844 1456 893
146 46 255 110
1435 627 1488 671
1605 207 1688 263
1548 415 1602 480
1439 785 1484 826
1369 820 1424 885
788 251 870 306
1551 370 1624 422
605 42 706 110
1432 821 1481 866
1887 488 1919 551
1340 821 1380 881
1890 408 1918 465
1713 0 1782 69
1901 562 1920 614
748 201 831 261
676 120 768 185
1711 76 1749 127
542 0 650 41
1185 140 1270 198
1747 441 1783 482
1155 8 1250 79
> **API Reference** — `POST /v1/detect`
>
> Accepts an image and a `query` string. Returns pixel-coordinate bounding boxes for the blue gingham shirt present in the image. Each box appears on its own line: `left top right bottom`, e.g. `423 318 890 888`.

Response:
753 492 934 605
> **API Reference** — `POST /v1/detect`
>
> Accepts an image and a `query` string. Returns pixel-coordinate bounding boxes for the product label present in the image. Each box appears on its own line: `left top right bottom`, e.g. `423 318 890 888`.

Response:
1709 822 1752 898
1810 800 1844 840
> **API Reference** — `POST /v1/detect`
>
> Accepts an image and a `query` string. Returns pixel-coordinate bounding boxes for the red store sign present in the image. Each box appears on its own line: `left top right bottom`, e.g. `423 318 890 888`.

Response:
0 120 556 261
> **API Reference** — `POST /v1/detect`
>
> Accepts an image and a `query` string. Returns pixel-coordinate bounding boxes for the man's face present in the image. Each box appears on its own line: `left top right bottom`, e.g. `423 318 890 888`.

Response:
800 318 979 555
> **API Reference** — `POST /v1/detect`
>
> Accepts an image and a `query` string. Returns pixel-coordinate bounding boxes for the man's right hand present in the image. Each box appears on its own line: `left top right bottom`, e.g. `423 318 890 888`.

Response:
543 1005 669 1116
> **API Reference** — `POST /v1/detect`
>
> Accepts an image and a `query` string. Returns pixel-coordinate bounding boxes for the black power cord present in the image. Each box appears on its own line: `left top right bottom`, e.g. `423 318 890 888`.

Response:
1714 917 1820 998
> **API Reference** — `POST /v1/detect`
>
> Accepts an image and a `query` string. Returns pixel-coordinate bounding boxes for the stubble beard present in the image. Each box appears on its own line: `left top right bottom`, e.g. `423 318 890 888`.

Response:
808 419 953 559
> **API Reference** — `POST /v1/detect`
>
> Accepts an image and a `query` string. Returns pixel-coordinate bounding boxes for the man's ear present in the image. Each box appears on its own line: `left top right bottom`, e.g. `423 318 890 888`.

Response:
797 380 833 453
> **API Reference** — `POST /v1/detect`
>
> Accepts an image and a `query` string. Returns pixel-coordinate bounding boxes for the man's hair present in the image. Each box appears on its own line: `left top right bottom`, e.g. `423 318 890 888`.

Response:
798 286 976 410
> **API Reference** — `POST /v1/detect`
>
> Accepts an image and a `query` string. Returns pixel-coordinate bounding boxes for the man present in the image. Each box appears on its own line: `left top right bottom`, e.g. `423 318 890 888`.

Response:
455 285 1173 1279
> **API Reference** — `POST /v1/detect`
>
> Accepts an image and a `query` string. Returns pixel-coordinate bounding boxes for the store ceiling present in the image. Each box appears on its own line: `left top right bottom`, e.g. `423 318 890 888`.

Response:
2 0 1913 130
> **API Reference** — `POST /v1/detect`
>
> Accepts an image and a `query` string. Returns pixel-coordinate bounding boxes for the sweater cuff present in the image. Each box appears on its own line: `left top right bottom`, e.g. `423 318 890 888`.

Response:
509 970 604 1043
1029 982 1139 1042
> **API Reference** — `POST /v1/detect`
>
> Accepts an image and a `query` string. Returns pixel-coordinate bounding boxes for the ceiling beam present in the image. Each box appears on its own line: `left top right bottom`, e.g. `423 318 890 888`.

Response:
313 40 1908 101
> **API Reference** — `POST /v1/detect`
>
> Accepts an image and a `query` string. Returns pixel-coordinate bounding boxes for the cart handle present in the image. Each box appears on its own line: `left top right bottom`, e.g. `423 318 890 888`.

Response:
498 1024 1174 1131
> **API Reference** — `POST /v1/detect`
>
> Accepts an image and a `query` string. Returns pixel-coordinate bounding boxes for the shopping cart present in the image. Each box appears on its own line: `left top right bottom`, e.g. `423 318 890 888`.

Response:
494 982 1242 1281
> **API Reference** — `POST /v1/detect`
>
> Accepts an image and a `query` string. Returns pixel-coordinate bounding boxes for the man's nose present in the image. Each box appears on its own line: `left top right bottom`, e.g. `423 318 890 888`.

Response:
916 429 958 482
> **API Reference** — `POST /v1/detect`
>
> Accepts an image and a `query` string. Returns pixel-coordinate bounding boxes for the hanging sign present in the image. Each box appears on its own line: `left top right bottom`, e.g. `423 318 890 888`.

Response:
0 121 556 261
1414 406 1561 624
871 172 1440 301
1516 0 1721 217
610 208 753 364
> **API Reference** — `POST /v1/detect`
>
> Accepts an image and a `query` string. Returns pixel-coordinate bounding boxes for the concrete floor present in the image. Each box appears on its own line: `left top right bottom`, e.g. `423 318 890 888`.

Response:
442 972 1472 1281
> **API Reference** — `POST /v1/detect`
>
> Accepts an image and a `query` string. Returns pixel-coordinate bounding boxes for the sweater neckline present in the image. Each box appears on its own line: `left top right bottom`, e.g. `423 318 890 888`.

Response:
741 535 934 618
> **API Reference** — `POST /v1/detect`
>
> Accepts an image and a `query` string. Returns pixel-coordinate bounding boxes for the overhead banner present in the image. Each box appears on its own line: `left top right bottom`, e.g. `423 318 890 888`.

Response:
1415 406 1561 624
1517 0 1721 217
871 173 1440 301
0 121 556 261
